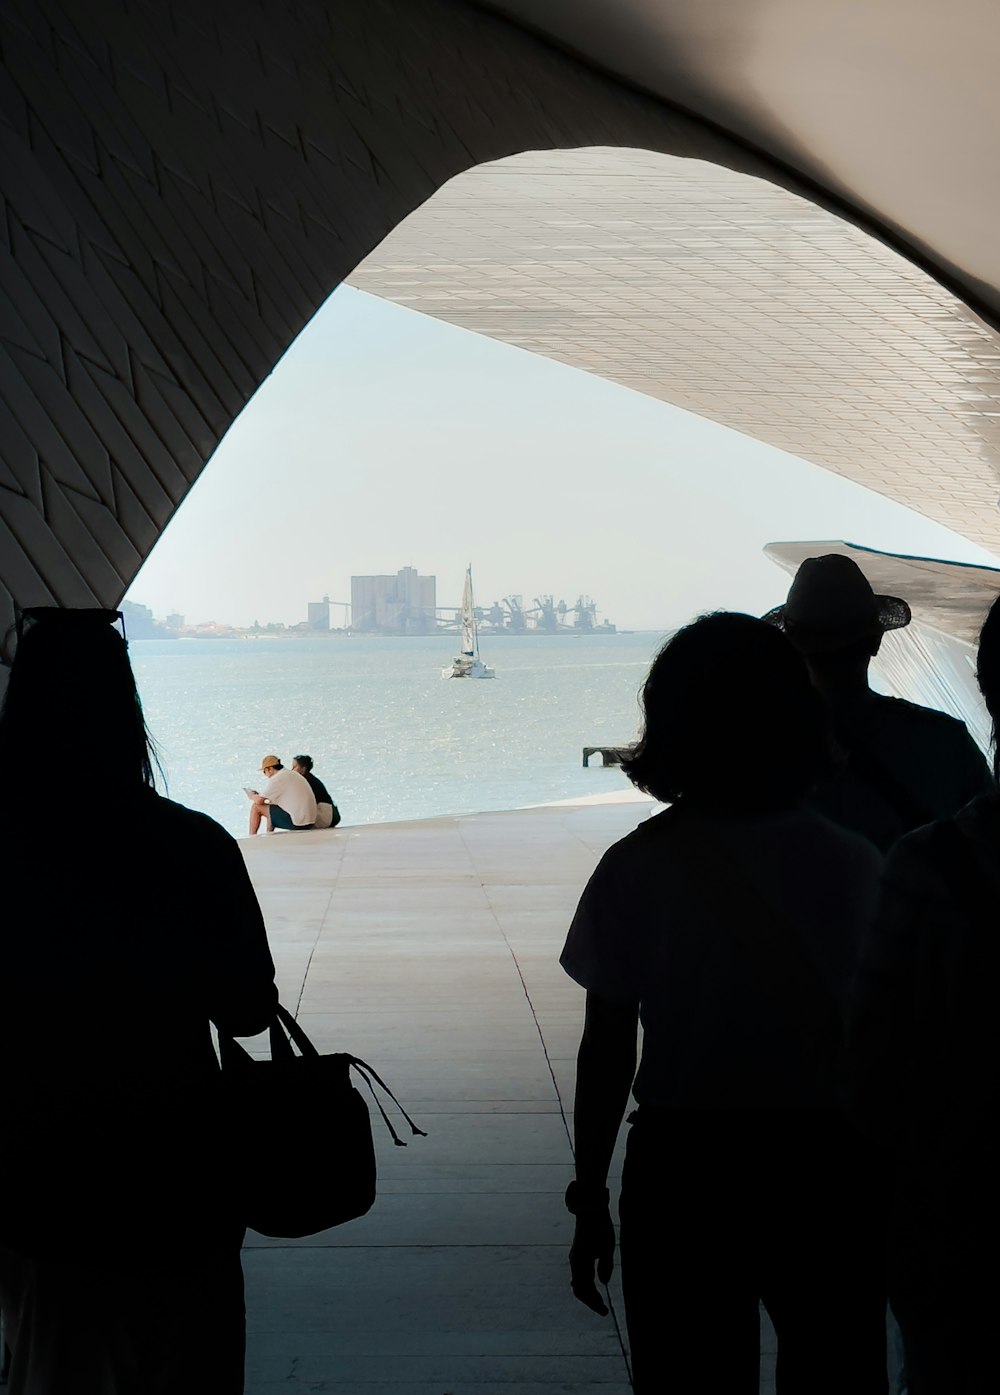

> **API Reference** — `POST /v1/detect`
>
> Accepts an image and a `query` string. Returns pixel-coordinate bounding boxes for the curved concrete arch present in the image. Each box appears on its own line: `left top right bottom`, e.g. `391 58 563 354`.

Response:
2 0 999 632
482 0 1000 325
351 147 1000 552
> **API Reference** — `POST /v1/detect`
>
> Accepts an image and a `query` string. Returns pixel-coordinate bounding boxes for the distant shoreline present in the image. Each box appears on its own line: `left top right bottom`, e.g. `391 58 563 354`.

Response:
133 628 641 641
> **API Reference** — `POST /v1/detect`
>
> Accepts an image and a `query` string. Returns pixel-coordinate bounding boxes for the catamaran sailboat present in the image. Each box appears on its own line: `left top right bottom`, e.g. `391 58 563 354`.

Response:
442 566 496 679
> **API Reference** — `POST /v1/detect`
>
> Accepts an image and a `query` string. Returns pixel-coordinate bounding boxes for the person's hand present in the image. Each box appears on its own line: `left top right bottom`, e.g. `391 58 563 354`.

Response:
569 1205 616 1315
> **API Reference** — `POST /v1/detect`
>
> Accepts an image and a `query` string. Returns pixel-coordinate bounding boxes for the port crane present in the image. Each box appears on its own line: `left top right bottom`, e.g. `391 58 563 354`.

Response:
571 596 597 630
430 591 614 634
502 596 527 632
527 596 562 633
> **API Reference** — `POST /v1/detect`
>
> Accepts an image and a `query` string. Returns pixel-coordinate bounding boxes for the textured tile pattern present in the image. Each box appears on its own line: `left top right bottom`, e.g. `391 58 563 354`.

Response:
351 147 1000 552
0 0 779 637
4 0 1000 642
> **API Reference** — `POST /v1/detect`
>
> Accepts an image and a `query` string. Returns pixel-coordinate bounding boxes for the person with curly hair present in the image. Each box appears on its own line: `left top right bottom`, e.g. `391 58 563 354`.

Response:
561 612 887 1393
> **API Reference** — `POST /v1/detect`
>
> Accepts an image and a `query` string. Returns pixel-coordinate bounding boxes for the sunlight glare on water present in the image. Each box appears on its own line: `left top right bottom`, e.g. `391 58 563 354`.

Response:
129 632 665 837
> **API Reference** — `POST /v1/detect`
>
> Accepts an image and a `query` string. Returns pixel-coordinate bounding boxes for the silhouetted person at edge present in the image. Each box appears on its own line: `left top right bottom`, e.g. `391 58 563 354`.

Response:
769 557 992 1392
292 754 341 829
561 613 887 1395
0 609 277 1394
764 553 993 851
849 591 1000 1395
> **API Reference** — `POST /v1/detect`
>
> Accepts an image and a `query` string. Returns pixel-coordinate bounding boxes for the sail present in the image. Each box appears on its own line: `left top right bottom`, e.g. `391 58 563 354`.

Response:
460 567 476 657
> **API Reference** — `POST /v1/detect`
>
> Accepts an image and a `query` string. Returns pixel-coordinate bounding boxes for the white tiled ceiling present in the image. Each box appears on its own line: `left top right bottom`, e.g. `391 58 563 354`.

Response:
351 148 1000 553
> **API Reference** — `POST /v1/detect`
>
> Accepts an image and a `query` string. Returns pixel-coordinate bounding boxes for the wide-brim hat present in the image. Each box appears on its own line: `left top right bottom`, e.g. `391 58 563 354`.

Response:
763 553 911 656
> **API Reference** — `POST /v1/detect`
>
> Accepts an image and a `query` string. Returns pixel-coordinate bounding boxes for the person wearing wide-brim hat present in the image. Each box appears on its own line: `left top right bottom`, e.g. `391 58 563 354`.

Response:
766 554 994 1393
764 553 993 853
764 552 911 658
850 590 1000 1395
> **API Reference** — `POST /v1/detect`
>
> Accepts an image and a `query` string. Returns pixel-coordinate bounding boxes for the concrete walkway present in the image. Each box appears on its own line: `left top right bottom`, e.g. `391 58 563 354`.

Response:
239 799 780 1393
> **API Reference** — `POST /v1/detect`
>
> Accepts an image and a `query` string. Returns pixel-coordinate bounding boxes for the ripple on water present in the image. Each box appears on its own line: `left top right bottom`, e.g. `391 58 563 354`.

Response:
129 632 663 837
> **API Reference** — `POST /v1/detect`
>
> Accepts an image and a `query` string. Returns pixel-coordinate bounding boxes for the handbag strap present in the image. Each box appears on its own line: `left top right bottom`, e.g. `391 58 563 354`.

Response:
218 1005 428 1145
348 1056 428 1145
272 1002 317 1059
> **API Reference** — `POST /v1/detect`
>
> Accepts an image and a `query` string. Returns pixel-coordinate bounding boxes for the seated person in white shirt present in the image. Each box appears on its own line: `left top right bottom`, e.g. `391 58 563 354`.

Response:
247 754 317 834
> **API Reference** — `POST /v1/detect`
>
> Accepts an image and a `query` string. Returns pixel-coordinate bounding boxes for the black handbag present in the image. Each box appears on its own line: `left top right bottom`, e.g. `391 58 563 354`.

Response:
218 1004 424 1239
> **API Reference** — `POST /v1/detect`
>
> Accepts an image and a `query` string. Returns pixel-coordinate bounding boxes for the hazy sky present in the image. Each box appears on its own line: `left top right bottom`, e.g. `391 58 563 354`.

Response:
128 286 1000 632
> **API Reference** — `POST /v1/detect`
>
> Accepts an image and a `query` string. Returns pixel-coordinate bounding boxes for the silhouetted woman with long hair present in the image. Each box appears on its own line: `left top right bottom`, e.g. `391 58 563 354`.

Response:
561 612 887 1393
851 593 1000 1394
0 609 276 1393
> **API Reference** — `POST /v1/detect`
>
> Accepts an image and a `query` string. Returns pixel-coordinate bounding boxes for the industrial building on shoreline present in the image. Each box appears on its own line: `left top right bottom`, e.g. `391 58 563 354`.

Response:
305 568 616 636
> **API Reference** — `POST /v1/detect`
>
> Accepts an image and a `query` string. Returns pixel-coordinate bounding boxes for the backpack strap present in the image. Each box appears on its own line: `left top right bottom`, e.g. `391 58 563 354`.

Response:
835 717 936 834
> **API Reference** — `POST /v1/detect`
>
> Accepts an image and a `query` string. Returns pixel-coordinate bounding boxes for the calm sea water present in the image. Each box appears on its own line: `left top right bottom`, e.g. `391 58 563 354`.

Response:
129 632 664 838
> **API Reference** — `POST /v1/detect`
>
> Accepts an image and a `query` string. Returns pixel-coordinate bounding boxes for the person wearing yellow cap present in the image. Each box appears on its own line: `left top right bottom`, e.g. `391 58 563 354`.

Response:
247 754 316 834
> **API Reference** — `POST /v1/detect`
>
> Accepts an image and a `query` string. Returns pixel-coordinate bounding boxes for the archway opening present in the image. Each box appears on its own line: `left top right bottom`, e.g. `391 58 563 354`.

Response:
125 146 1000 834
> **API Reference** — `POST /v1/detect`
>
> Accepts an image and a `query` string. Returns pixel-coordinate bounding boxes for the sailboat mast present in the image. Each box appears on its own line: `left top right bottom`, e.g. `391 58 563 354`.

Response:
461 566 476 658
471 565 481 659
